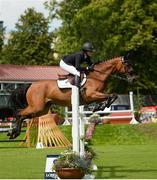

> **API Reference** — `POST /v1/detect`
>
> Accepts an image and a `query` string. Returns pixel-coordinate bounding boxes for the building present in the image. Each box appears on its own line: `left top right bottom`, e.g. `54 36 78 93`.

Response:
0 64 65 119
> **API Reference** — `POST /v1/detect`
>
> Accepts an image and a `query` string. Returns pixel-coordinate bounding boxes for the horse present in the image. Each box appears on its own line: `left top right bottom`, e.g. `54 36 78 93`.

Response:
8 56 136 139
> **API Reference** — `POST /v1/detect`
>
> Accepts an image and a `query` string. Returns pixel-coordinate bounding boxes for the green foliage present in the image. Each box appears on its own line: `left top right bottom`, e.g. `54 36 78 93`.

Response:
47 0 157 93
50 104 65 119
0 24 5 60
53 149 92 173
1 8 55 65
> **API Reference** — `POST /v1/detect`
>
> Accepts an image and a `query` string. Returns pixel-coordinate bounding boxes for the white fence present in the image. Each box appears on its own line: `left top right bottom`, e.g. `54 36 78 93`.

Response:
64 92 138 124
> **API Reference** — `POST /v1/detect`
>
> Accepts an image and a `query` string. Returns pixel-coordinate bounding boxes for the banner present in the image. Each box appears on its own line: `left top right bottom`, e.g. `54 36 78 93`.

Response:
44 154 59 179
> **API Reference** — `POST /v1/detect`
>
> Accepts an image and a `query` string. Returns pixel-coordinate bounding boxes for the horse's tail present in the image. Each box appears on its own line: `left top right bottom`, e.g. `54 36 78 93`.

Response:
8 84 31 115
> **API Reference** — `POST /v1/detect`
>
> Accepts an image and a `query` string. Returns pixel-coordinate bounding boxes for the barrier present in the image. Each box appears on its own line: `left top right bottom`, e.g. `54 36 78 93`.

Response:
0 120 15 132
26 112 71 148
65 91 139 124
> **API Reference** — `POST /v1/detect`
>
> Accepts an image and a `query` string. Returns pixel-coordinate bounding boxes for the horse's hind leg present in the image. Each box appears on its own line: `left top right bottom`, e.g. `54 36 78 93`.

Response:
9 116 23 139
18 89 47 117
9 101 52 139
18 101 52 118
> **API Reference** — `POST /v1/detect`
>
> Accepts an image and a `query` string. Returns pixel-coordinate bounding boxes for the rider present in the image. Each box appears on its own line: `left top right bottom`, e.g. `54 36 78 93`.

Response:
60 42 95 87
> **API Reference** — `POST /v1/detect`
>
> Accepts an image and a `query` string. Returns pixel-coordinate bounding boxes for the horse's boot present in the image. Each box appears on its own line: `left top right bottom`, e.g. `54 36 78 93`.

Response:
106 94 118 108
99 94 118 110
93 101 105 112
98 101 108 111
96 94 118 111
8 127 19 139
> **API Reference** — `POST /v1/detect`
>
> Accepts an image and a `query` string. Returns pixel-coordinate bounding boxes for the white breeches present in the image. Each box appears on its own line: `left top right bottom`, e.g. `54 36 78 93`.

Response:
60 60 80 77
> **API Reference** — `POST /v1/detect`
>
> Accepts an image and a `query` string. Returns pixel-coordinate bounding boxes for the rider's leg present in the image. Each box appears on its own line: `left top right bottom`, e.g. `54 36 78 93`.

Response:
60 60 80 87
60 60 80 76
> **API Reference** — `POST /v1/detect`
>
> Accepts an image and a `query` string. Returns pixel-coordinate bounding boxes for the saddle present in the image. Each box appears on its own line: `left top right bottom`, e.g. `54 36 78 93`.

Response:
58 73 75 85
58 73 85 86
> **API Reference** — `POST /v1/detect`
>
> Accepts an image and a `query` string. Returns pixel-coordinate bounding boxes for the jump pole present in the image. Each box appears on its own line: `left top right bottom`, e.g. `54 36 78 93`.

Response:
129 91 139 124
71 83 80 154
71 76 85 155
79 105 85 156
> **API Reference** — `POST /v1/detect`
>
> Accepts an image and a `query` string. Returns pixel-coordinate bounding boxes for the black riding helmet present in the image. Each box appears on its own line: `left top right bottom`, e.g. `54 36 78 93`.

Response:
82 42 96 52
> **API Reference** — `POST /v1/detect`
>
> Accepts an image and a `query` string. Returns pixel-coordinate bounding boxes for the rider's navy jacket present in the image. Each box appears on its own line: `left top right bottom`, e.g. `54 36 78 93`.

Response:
62 51 92 71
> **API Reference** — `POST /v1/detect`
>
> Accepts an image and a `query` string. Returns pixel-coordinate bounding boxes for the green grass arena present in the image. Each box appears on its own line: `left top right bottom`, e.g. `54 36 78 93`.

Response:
0 124 157 179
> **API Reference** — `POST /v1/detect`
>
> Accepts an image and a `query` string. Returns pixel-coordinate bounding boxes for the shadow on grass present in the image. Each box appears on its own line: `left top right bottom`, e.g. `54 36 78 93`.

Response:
95 166 157 179
95 166 126 179
0 146 28 149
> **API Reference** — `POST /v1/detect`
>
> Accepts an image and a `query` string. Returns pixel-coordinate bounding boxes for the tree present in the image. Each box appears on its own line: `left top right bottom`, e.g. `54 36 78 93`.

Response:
47 0 157 93
0 22 5 60
45 0 92 58
1 8 56 65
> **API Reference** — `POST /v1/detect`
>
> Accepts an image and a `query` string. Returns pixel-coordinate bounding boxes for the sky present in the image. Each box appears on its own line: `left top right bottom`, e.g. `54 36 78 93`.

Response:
0 0 61 32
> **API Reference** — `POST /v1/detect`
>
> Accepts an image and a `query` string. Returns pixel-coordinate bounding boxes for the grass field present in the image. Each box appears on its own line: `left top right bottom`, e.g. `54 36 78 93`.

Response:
0 124 157 179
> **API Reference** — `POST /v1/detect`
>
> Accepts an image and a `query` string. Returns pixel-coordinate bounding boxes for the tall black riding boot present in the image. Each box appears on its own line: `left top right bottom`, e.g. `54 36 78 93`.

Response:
74 75 80 88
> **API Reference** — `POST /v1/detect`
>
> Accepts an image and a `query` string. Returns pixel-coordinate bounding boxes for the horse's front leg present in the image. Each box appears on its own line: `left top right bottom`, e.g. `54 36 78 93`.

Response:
85 91 117 111
86 91 115 102
93 94 118 112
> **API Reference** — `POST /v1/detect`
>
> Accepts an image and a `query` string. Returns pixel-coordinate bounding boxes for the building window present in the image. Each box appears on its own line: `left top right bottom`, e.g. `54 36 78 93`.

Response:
3 83 16 91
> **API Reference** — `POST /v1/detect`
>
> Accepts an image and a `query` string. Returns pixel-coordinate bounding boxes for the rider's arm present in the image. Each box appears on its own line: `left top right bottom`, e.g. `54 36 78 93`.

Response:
86 56 93 66
75 54 87 71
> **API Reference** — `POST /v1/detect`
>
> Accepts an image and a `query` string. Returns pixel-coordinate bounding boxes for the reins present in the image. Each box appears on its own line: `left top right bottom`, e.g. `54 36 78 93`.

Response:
92 68 129 81
89 56 132 82
91 56 132 82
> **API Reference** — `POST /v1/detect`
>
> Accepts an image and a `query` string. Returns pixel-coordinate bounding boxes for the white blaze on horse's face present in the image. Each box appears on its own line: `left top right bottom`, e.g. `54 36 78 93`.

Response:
121 57 133 73
121 56 136 83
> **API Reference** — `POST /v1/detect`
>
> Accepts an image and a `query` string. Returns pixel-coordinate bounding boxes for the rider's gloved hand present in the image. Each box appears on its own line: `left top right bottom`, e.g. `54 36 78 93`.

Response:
86 65 94 71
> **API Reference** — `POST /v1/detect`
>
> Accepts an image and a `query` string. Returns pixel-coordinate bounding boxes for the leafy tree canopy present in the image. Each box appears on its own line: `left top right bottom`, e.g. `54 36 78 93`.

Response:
0 23 5 55
47 0 157 93
1 8 56 65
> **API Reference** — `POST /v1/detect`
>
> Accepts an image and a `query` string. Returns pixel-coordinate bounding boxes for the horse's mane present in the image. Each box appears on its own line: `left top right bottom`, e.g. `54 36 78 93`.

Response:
93 56 121 66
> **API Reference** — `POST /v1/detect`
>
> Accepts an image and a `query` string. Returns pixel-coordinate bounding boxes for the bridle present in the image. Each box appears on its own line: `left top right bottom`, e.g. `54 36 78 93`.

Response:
91 56 132 82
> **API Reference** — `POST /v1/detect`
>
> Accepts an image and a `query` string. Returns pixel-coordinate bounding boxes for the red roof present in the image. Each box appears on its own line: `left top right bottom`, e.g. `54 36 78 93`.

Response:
0 64 66 82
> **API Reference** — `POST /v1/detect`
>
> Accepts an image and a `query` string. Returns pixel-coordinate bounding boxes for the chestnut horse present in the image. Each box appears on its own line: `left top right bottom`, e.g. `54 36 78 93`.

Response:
8 56 135 139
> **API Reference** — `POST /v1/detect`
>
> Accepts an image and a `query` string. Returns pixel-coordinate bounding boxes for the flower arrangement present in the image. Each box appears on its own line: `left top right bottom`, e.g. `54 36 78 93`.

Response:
52 149 92 174
86 113 102 140
88 113 101 124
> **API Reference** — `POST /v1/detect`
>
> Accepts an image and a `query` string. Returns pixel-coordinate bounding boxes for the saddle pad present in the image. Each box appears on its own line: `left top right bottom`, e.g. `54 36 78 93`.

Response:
57 74 87 89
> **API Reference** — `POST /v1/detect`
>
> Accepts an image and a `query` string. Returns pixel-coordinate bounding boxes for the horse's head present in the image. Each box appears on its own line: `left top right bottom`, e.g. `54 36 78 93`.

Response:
90 56 136 83
116 55 136 83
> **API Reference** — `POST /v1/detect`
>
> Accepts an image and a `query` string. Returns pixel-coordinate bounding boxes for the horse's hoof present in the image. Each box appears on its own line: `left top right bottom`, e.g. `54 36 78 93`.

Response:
9 135 14 139
9 133 18 139
7 132 11 136
9 130 20 139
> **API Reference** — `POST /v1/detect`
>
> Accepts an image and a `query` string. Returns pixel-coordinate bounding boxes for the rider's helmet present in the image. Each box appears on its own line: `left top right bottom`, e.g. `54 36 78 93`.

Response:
82 42 95 52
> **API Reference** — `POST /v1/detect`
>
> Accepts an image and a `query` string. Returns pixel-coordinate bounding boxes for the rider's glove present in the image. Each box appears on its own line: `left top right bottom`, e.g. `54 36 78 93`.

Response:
86 65 94 71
